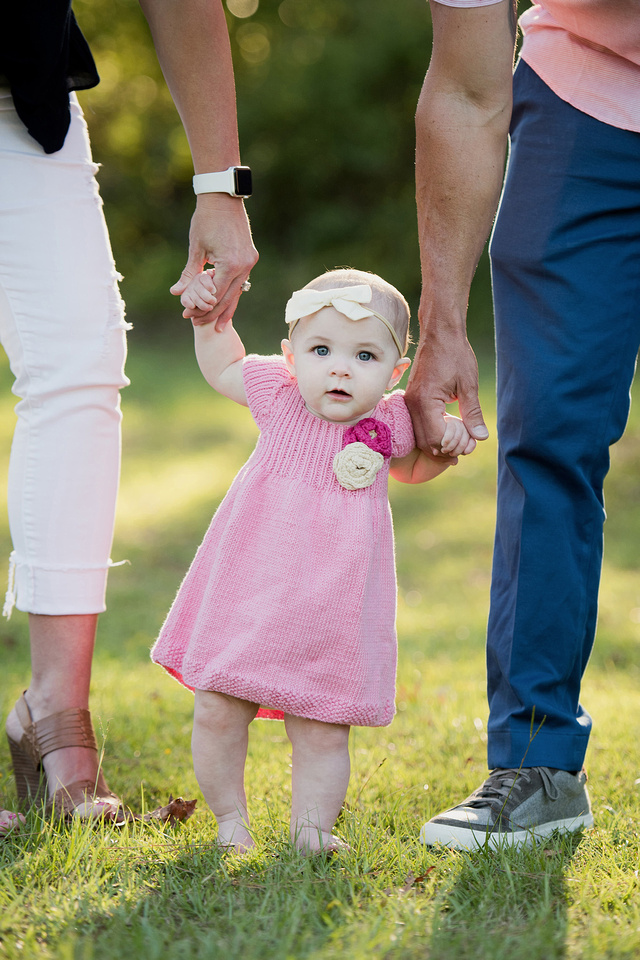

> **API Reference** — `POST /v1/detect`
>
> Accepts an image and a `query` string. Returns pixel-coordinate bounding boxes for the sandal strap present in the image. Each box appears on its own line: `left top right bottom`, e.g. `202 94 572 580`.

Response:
14 692 98 764
34 708 98 758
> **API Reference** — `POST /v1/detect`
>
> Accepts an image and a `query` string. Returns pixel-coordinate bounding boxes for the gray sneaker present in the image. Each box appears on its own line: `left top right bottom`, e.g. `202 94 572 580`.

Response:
420 767 594 850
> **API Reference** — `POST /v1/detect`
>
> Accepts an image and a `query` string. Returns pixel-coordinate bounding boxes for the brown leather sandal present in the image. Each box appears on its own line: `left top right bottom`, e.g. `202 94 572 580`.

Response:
7 693 131 823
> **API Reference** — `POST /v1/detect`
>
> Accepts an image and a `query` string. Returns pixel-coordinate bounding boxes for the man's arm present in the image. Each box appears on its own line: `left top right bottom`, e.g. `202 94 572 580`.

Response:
405 0 517 459
139 0 258 326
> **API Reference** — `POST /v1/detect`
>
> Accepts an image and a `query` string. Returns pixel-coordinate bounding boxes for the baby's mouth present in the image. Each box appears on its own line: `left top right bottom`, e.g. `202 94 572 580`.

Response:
327 389 352 400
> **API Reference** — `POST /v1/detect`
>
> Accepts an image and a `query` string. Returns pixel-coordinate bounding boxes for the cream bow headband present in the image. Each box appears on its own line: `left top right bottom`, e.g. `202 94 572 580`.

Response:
284 284 404 356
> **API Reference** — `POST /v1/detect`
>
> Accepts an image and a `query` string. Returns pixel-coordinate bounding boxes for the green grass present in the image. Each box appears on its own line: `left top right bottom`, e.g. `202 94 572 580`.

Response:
1 337 639 959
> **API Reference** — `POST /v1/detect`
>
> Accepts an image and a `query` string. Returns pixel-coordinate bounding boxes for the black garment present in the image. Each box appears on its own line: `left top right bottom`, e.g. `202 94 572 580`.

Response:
0 0 99 154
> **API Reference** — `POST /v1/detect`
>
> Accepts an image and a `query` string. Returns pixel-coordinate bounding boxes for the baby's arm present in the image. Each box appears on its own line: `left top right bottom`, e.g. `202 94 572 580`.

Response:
390 414 476 484
189 273 247 404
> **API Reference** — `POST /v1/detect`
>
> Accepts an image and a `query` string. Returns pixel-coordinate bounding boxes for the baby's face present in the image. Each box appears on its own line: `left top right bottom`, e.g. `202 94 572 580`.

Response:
282 307 408 425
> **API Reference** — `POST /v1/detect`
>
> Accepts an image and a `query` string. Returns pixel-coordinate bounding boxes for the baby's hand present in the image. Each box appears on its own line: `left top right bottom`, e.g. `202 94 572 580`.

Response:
180 269 218 322
441 413 477 458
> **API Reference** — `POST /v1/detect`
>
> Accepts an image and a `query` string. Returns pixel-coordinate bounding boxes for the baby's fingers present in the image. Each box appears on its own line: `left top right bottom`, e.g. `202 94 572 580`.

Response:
442 438 466 456
443 433 476 457
181 270 217 310
440 417 463 451
441 415 476 457
460 435 477 456
182 292 211 314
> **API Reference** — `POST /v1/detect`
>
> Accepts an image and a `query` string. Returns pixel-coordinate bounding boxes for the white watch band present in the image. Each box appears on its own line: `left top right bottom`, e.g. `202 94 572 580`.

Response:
192 166 252 198
193 169 236 195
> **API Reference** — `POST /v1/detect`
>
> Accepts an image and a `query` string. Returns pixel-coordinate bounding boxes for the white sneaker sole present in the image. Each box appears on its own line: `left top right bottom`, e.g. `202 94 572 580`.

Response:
419 812 594 850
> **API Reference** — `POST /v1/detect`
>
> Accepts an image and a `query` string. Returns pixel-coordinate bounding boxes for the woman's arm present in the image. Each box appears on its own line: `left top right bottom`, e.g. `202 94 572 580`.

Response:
139 0 258 326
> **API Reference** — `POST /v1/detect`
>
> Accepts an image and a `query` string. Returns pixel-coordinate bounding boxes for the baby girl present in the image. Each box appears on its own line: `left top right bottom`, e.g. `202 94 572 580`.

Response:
151 267 475 852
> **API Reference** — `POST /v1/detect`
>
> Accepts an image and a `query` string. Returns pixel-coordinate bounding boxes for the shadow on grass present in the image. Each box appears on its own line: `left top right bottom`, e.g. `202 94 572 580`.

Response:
7 825 373 960
427 833 585 960
109 839 352 958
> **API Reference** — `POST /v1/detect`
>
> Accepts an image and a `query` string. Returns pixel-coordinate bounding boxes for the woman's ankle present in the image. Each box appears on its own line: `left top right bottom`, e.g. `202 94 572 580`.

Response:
22 684 92 722
6 693 104 799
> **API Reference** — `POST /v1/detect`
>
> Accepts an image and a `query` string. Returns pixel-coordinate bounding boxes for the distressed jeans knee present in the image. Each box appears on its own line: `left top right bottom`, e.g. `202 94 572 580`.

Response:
0 90 130 615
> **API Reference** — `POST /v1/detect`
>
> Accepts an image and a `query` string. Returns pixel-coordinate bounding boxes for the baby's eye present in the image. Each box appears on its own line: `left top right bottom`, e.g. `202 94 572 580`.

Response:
314 345 329 357
357 351 374 362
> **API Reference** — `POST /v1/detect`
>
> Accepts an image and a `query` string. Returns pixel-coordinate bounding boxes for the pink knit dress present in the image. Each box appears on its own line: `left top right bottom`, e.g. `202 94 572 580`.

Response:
151 355 415 727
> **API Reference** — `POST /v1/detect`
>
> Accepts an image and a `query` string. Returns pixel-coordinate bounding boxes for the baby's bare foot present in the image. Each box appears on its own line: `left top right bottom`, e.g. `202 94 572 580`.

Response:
216 817 254 853
294 826 350 854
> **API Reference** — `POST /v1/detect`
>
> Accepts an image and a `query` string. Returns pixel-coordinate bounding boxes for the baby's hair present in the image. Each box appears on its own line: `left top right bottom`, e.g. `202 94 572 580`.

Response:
292 268 412 355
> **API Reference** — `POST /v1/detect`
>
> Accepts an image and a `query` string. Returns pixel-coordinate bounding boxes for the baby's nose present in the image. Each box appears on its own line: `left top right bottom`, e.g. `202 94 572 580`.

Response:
330 357 351 376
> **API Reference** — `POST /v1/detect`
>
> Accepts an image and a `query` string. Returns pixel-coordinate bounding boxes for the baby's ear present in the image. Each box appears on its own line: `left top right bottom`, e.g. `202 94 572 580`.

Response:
387 357 411 389
281 339 296 376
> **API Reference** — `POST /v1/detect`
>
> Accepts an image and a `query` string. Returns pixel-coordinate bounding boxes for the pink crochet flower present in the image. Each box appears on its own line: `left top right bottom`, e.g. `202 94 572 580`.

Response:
343 418 392 459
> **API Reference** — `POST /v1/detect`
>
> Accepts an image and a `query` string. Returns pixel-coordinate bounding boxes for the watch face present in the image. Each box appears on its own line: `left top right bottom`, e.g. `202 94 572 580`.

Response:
233 166 252 197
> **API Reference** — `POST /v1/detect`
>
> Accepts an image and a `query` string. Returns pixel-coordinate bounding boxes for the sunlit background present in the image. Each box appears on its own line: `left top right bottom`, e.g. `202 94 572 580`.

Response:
0 0 637 725
75 0 496 351
1 9 640 951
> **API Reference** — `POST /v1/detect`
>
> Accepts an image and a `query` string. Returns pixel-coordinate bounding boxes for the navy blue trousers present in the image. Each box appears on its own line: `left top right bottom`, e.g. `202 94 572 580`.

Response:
487 61 640 771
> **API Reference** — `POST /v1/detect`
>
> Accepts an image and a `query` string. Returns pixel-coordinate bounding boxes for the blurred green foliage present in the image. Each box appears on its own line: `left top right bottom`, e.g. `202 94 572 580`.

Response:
76 0 494 349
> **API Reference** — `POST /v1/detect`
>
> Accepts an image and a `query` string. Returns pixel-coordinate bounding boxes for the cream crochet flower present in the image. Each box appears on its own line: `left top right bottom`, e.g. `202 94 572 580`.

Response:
333 442 384 490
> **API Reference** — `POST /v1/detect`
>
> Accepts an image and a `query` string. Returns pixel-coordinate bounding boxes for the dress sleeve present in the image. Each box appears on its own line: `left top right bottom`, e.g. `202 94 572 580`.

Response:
242 355 294 430
378 391 416 459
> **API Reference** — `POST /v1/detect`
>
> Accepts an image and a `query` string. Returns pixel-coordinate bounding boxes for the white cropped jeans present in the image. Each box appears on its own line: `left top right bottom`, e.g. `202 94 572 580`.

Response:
0 91 130 615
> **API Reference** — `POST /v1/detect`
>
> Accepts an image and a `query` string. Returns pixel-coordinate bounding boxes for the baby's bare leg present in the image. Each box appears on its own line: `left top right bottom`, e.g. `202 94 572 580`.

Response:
192 690 259 851
284 714 351 852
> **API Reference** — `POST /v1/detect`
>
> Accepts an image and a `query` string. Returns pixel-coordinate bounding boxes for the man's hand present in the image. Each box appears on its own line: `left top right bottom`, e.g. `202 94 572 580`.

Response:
170 192 258 329
404 323 488 462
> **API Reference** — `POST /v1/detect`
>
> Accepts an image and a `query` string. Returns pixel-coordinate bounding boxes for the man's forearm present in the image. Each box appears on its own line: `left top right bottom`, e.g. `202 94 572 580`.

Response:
406 1 516 452
417 1 516 333
139 0 241 172
416 85 509 333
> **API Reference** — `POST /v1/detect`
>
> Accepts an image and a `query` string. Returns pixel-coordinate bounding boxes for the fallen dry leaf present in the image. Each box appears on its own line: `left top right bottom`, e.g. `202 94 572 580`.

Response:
143 796 197 825
400 867 436 892
413 867 436 883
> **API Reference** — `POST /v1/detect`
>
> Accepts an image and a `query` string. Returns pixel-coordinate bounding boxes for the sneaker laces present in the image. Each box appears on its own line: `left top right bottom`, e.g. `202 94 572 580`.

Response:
466 767 559 812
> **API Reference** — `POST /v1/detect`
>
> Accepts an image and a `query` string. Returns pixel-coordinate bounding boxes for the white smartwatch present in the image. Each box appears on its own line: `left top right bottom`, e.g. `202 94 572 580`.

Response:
192 166 252 198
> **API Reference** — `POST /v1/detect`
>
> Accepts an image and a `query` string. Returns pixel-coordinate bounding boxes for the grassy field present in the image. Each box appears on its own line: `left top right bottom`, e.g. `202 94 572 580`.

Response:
0 335 639 959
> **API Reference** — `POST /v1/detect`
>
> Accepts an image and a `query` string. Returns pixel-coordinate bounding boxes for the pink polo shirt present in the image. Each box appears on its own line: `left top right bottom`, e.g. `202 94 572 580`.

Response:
434 0 640 132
